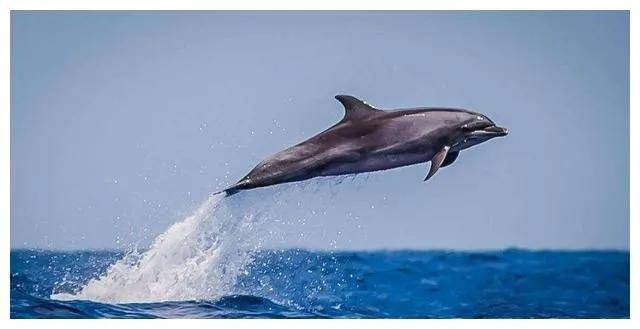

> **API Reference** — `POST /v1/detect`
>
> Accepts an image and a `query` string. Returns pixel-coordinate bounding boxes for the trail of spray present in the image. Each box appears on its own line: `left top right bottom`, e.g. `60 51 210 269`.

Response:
52 191 271 303
50 176 368 304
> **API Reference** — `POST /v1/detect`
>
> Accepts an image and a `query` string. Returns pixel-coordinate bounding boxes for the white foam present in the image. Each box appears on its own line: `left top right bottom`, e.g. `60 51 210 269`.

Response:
52 192 268 303
50 177 364 304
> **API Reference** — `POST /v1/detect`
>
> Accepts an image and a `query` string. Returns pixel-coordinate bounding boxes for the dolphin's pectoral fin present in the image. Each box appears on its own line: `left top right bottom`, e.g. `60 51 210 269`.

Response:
424 146 450 181
441 151 459 168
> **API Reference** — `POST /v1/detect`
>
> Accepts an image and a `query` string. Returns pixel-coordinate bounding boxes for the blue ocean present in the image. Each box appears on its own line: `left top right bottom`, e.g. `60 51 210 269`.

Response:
11 248 629 318
10 193 630 319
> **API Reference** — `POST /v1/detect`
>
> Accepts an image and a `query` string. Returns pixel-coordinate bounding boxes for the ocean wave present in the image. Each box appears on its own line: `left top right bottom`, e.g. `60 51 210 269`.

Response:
10 180 630 318
11 248 630 318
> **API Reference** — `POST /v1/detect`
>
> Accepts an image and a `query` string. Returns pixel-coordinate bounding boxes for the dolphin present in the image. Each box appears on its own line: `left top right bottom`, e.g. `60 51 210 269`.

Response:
221 95 507 195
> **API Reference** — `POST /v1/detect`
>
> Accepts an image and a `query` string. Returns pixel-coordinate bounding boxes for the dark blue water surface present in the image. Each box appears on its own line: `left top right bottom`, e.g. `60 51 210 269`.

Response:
10 249 629 318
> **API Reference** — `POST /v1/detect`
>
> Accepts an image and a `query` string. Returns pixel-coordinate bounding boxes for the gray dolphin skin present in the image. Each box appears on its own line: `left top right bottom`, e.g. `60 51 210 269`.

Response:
222 95 507 195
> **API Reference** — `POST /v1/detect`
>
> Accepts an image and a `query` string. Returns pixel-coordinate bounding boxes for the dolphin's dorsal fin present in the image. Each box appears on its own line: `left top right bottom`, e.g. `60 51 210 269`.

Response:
335 95 380 122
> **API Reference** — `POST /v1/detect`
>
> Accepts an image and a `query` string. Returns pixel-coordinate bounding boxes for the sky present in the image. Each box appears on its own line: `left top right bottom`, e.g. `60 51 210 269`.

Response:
11 11 629 250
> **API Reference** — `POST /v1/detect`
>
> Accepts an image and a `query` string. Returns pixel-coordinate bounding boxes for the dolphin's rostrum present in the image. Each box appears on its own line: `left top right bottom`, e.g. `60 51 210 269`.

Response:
222 95 507 195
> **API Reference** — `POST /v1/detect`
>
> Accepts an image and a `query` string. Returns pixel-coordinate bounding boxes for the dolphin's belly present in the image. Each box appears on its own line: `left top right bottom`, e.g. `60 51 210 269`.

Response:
319 153 431 176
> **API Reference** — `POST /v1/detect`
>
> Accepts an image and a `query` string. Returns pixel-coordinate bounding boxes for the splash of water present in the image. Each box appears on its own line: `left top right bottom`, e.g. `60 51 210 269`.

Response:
50 176 368 304
52 191 271 303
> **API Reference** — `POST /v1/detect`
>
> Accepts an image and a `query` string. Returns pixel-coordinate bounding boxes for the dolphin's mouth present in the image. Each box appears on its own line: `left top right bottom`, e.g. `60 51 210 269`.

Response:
480 125 508 137
452 124 508 152
468 125 508 138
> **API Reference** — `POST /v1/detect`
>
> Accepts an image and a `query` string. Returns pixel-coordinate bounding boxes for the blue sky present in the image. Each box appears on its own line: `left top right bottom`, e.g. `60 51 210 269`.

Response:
11 11 629 250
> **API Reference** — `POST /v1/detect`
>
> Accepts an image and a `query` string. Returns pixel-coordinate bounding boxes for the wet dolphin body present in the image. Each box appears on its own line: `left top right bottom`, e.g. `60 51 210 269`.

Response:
222 95 507 195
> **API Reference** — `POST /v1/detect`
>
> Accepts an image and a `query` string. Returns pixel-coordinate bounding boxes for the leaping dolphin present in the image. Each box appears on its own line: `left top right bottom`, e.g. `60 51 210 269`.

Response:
221 95 507 195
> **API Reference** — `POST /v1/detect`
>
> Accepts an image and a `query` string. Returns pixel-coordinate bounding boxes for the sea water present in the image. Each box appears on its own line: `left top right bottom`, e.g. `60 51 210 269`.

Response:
10 183 630 318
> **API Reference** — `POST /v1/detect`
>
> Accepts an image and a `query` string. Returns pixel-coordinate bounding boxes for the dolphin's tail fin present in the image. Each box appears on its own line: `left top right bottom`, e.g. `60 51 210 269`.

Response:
214 180 247 197
212 188 239 197
212 189 230 197
222 186 241 196
211 188 239 198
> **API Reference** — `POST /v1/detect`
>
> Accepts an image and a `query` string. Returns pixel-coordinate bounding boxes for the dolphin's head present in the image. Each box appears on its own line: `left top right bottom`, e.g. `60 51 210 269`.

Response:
451 111 508 151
